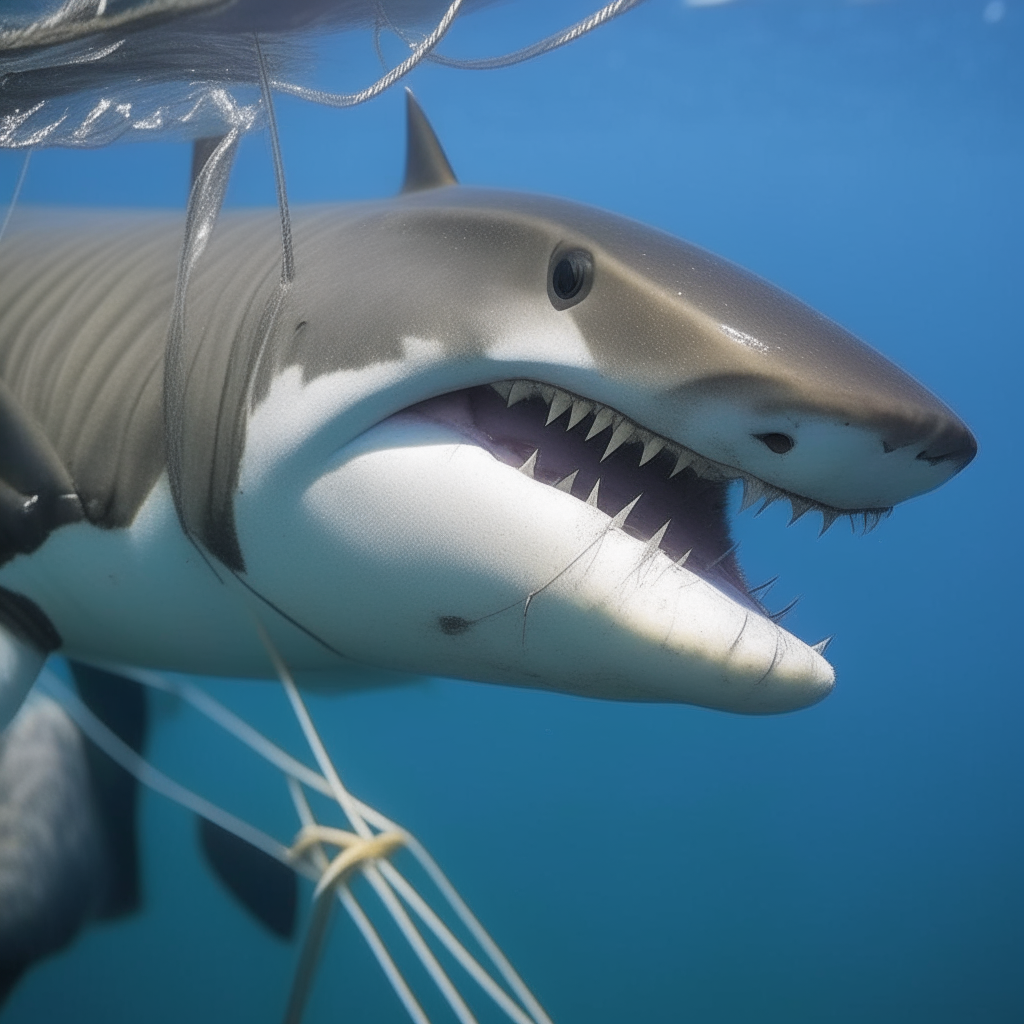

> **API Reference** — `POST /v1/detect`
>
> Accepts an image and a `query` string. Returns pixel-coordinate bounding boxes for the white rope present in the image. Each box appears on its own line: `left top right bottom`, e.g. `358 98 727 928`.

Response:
287 777 431 1024
255 622 373 839
256 625 479 1024
38 672 292 866
378 860 538 1024
288 820 528 1024
65 655 550 1024
363 861 480 1024
356 803 554 1024
127 669 334 797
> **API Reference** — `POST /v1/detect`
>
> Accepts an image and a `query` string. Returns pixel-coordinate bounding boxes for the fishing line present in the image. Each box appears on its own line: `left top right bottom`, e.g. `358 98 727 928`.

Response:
38 671 294 867
286 780 431 1024
428 0 648 71
0 148 30 247
79 660 551 1024
253 31 294 285
271 0 466 108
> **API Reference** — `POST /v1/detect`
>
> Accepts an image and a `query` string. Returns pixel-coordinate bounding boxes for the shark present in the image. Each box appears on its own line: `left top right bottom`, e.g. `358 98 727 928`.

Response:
0 91 976 1002
0 94 975 725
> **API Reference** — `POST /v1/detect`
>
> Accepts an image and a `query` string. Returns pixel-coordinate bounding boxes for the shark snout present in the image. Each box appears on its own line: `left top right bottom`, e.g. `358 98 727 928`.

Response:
910 419 978 470
860 391 977 503
666 372 976 511
760 403 976 510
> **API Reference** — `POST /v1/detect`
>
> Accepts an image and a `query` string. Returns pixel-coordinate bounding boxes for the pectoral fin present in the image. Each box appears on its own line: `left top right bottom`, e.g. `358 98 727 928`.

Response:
69 662 147 918
198 817 298 939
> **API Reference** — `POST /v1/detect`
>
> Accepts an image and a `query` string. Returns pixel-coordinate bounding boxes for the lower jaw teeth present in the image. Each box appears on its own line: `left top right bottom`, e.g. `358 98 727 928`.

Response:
507 401 824 629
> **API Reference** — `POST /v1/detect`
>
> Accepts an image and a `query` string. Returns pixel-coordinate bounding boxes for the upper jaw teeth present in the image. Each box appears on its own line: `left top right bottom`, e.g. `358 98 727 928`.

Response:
490 379 891 535
492 379 735 482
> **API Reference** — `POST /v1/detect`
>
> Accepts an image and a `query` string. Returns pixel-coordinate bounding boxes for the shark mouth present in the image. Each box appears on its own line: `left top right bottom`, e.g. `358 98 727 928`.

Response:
398 379 891 626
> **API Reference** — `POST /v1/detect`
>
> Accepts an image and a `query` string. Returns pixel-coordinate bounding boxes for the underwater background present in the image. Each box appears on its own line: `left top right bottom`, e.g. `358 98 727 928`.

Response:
1 0 1021 1021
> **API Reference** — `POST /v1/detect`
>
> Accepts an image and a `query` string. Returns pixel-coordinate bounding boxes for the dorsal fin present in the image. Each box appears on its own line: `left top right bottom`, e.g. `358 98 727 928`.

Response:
401 89 457 194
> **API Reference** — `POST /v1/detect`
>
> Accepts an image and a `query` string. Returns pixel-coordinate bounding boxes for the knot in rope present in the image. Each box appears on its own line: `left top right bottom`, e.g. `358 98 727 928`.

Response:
290 825 405 900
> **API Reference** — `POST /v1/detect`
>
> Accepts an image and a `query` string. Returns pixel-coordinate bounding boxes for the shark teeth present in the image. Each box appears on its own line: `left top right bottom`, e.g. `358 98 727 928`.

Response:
748 575 779 598
610 493 642 529
768 596 800 623
639 437 665 466
517 450 539 478
546 391 573 425
477 379 882 656
670 451 693 478
567 398 593 430
489 378 892 538
601 420 635 461
740 477 769 513
643 520 671 558
585 407 615 441
788 497 814 525
506 380 533 407
819 508 842 535
554 469 578 493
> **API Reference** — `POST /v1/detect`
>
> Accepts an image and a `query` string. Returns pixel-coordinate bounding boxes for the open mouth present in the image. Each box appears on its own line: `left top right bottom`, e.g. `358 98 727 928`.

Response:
400 379 892 630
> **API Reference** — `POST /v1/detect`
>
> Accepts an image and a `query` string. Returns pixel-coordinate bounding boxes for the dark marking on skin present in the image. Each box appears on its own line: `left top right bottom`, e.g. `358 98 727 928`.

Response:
916 443 976 467
439 615 472 635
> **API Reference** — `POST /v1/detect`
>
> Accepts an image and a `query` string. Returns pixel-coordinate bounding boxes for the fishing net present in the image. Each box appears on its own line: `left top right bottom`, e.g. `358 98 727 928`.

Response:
0 0 646 147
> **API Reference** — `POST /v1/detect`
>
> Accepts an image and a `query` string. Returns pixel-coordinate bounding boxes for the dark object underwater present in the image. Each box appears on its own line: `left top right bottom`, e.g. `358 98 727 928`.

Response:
0 663 295 1005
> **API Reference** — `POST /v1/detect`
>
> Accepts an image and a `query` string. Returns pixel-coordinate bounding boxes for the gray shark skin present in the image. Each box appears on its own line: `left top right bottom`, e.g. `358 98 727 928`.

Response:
0 695 108 1003
0 665 146 1006
0 94 975 726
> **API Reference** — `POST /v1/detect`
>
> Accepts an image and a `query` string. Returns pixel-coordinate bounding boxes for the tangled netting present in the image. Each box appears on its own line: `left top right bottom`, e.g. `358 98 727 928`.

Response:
0 0 647 149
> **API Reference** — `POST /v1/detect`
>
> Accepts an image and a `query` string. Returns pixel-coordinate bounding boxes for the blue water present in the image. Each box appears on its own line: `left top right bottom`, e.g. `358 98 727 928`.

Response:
1 1 1021 1021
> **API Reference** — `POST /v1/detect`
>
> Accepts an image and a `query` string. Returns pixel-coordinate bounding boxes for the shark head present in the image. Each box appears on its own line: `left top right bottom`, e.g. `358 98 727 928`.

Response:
229 93 975 714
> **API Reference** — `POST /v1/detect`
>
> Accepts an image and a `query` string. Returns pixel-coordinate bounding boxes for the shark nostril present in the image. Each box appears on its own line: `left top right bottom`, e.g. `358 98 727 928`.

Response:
755 433 795 455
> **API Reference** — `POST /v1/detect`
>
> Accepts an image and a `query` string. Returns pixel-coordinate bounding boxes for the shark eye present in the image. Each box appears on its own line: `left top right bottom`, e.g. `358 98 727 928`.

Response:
548 248 593 309
755 432 795 455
